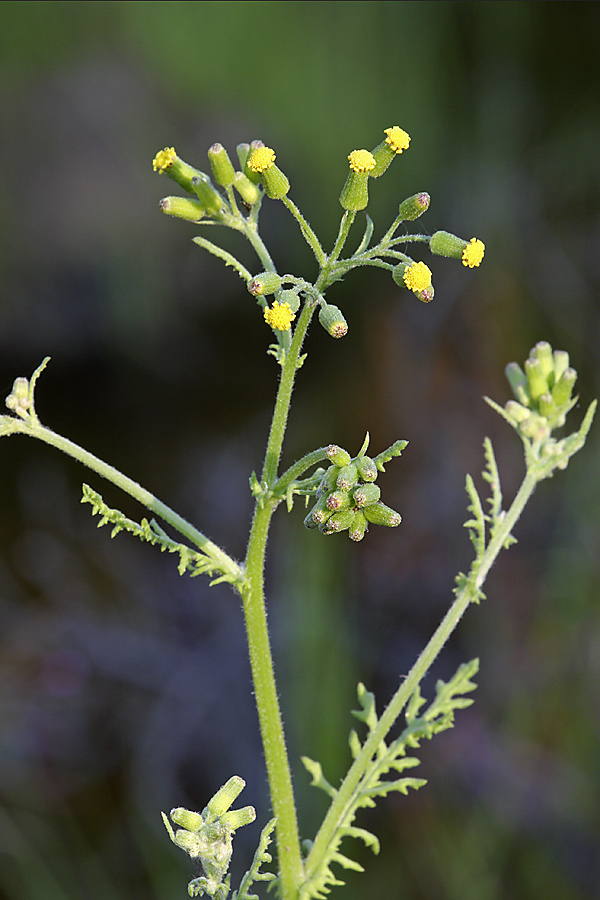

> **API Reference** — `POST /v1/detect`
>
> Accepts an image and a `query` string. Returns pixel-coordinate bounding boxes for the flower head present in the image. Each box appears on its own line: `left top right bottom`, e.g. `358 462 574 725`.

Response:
462 238 485 268
264 301 296 332
248 146 277 174
403 261 432 293
347 150 376 174
384 126 411 154
153 147 176 173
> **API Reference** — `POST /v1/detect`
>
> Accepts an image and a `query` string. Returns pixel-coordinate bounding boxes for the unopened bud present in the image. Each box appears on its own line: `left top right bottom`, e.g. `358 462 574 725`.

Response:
278 289 302 314
531 341 554 380
353 483 381 507
170 808 204 832
233 171 261 206
505 362 530 406
191 175 223 216
326 445 351 467
336 464 359 492
363 502 401 527
524 357 548 402
320 509 356 534
247 271 282 296
355 455 378 482
398 192 430 221
318 304 348 338
551 367 577 408
348 510 369 542
326 490 353 511
207 143 236 188
160 196 205 222
205 776 245 818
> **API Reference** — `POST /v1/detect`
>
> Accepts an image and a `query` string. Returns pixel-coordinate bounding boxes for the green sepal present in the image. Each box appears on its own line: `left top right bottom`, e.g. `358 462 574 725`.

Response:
429 230 467 259
339 169 369 211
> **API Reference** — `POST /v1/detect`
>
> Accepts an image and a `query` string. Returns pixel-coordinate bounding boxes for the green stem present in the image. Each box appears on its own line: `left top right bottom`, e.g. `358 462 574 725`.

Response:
303 466 540 885
241 299 318 900
281 196 327 267
328 211 356 263
3 418 241 583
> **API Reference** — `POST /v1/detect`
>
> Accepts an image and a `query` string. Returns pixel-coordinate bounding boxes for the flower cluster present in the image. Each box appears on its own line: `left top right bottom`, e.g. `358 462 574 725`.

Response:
304 444 401 541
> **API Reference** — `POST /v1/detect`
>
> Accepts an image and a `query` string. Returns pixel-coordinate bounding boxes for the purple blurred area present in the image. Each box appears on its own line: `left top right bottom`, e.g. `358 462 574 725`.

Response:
1 3 599 898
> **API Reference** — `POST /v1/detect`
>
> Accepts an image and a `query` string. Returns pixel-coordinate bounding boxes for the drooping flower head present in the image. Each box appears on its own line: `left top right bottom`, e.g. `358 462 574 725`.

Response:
403 261 432 293
152 147 208 194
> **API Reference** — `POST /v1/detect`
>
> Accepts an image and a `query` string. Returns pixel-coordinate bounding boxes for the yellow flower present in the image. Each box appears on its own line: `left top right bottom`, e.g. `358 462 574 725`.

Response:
264 301 296 331
403 261 432 293
384 126 411 154
248 146 277 174
153 147 176 173
462 238 485 268
347 149 376 174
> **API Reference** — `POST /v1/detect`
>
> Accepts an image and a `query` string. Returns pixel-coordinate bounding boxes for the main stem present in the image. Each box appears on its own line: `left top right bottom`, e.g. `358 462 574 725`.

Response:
242 299 317 900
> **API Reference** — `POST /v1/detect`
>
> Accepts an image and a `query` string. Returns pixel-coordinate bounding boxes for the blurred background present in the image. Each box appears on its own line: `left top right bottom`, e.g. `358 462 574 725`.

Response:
1 2 599 898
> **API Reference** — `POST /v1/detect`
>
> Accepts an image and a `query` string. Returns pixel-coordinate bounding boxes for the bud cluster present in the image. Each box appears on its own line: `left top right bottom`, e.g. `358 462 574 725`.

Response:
304 444 401 541
502 341 579 440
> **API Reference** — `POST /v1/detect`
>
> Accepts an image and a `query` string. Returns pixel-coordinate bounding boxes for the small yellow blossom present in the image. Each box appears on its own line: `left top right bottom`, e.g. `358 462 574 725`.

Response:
384 126 411 154
462 238 485 268
264 301 296 332
348 150 376 174
403 261 432 293
249 147 276 174
153 147 176 173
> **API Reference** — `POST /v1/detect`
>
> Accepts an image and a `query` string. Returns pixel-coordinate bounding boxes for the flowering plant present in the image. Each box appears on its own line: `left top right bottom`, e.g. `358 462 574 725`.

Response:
1 126 595 900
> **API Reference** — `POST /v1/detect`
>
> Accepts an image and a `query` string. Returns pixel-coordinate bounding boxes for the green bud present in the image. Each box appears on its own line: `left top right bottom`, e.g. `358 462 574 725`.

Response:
172 829 204 857
247 271 282 296
531 341 554 381
236 143 251 171
208 143 236 187
551 366 577 408
429 230 468 259
524 357 548 402
318 464 341 497
5 376 30 417
310 494 334 525
363 502 401 527
318 304 348 338
336 464 359 492
170 807 204 832
205 776 245 818
348 510 369 542
552 350 570 382
261 163 290 200
326 490 353 511
505 362 530 406
304 508 320 529
221 806 256 831
320 509 356 534
519 413 550 441
355 455 378 482
278 289 301 314
538 392 557 420
160 196 205 222
353 483 381 507
232 171 261 206
398 192 430 221
505 400 531 424
191 174 223 216
326 445 351 467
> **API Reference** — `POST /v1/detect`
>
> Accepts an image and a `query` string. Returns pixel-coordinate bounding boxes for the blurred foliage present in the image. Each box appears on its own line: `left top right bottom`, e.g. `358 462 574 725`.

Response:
1 2 599 899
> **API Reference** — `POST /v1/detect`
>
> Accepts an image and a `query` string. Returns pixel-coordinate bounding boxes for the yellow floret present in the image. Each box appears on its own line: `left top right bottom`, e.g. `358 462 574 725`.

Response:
462 238 485 268
384 126 411 154
153 147 176 173
249 147 276 174
264 301 296 331
403 261 432 292
348 149 376 174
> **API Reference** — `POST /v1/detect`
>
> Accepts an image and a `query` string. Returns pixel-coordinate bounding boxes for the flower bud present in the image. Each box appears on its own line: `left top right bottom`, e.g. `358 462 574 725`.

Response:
207 143 237 187
348 510 369 542
552 350 570 382
370 126 411 178
398 192 430 221
531 341 554 380
524 357 548 402
221 806 256 831
326 490 353 512
170 808 204 832
318 304 348 338
5 376 30 417
320 509 356 534
159 196 205 222
232 171 261 206
551 367 577 408
505 400 531 424
339 150 375 211
319 462 343 492
310 494 334 526
505 362 530 406
355 455 378 482
538 392 557 420
191 174 223 216
336 464 359 492
236 143 251 170
205 776 245 818
363 502 401 527
352 483 381 507
326 445 351 467
247 271 282 296
278 289 301 314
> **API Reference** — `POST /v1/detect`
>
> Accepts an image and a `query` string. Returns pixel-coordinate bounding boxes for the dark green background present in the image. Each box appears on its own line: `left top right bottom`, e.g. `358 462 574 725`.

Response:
1 2 599 898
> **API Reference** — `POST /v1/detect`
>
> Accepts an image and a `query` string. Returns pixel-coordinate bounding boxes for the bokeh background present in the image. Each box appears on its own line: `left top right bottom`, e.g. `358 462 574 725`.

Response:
1 2 599 898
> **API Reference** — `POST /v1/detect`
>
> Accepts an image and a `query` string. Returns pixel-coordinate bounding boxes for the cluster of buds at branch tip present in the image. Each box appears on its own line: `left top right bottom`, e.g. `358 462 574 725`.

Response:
501 342 579 438
304 440 402 541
